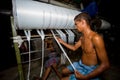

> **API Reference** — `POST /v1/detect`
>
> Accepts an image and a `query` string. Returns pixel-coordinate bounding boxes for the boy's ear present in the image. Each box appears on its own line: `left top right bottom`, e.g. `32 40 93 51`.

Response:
81 19 85 25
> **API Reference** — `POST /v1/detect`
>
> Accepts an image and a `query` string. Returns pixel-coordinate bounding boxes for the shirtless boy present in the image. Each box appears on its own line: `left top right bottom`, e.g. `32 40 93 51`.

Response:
57 12 110 80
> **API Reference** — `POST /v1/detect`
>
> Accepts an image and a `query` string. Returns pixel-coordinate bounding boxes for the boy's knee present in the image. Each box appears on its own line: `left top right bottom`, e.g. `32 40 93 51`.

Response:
62 68 67 74
62 68 71 76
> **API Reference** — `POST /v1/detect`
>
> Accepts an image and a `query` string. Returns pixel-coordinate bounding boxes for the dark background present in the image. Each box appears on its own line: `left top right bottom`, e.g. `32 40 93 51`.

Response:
0 0 120 71
0 0 17 71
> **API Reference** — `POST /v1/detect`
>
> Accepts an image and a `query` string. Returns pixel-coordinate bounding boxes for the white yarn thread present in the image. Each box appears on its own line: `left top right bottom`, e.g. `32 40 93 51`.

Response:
24 30 31 80
51 30 76 70
37 30 45 78
13 35 23 47
13 0 80 29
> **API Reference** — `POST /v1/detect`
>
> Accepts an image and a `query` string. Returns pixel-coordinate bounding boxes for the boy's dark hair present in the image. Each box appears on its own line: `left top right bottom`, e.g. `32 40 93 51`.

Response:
74 12 91 26
74 12 101 31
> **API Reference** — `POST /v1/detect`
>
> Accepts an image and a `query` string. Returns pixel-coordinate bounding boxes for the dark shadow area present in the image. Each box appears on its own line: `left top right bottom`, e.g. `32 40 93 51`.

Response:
0 0 17 71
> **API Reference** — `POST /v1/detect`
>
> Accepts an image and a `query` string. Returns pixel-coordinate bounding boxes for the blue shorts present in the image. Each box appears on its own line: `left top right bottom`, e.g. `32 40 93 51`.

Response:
67 60 100 80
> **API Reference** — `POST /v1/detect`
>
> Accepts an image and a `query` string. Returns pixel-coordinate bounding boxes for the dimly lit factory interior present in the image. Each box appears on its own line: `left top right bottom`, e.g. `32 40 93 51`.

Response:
0 0 120 80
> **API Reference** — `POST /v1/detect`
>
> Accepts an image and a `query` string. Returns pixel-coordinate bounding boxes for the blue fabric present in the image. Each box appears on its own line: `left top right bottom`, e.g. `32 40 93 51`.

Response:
81 1 98 17
67 60 100 80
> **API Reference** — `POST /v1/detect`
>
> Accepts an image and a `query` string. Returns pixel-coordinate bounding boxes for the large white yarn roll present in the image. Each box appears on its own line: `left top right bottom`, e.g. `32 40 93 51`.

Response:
12 0 81 29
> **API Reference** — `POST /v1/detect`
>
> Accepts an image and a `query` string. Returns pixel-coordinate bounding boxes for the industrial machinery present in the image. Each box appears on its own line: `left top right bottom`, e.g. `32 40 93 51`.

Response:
11 0 81 80
11 0 111 80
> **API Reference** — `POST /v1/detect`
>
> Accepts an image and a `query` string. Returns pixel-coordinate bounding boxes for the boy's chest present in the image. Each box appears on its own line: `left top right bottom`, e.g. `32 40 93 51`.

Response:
81 37 94 52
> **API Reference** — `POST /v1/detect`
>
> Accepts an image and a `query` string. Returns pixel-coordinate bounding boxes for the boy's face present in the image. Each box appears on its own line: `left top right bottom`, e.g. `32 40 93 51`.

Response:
75 20 82 32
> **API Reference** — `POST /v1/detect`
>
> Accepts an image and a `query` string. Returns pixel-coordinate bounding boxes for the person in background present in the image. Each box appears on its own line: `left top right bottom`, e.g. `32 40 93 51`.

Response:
42 42 62 80
57 12 110 80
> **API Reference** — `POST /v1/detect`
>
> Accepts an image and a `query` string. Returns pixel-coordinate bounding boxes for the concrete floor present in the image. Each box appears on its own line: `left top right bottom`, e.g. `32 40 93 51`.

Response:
0 61 120 80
